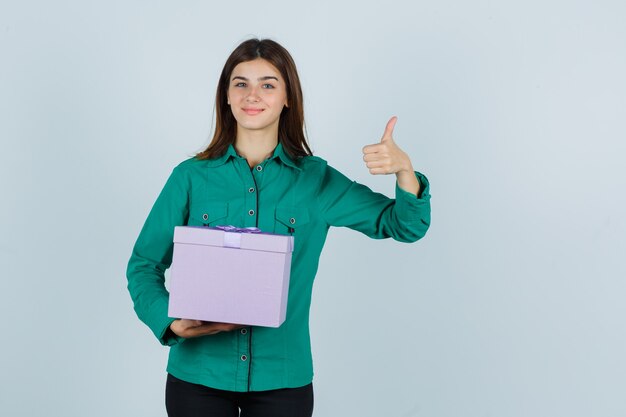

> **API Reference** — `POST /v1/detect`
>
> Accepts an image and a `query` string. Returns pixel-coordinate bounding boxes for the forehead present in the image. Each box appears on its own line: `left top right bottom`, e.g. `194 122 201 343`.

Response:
230 58 282 80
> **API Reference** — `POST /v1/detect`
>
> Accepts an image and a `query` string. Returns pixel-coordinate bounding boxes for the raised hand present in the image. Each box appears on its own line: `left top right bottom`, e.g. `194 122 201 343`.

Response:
362 116 413 175
362 116 421 195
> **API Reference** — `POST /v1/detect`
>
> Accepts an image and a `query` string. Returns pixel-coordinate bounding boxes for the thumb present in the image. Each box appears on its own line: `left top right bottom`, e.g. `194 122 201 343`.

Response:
381 116 397 142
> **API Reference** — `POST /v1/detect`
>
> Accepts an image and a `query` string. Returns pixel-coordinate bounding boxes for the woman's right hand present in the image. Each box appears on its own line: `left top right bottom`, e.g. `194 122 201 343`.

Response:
169 319 243 338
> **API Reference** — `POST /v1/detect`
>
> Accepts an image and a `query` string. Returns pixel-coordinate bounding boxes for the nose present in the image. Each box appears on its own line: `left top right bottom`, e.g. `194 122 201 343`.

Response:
246 87 261 103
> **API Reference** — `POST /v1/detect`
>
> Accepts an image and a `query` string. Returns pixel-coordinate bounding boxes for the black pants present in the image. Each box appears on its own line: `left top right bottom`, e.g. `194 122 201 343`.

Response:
165 373 314 417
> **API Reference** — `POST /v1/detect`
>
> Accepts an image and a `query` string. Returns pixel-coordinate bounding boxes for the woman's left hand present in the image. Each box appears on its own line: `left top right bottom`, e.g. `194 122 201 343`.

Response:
362 116 421 195
362 116 413 175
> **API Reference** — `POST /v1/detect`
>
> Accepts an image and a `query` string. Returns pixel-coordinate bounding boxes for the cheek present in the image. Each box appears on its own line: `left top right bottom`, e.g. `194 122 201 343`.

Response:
268 94 288 108
228 89 243 102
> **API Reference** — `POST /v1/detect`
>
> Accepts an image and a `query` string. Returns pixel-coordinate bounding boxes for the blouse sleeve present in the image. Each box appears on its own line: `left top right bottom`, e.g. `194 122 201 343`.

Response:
317 164 431 242
126 165 189 346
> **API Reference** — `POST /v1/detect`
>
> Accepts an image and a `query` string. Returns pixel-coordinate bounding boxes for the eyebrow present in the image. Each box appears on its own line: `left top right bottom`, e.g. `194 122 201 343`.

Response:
231 76 279 82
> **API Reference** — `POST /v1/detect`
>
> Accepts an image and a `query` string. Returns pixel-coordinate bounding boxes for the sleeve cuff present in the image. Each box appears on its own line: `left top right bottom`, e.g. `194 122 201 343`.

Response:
157 317 185 346
394 171 431 225
149 297 185 346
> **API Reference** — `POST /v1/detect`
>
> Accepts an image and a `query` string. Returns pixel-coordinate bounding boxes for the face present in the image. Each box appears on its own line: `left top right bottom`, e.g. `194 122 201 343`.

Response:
227 58 289 137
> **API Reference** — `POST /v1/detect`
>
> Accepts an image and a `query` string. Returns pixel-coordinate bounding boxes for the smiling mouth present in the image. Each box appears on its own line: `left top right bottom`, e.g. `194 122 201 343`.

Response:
243 108 264 115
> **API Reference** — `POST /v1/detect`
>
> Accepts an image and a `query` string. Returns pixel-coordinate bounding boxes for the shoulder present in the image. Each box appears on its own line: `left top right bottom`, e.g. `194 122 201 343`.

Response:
295 155 353 193
296 154 328 172
158 156 211 189
174 155 208 169
297 154 350 178
170 156 211 176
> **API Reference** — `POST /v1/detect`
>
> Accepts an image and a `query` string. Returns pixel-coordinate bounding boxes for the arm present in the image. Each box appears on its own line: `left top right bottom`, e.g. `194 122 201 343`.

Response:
318 164 430 242
126 165 244 344
319 116 431 242
126 166 189 346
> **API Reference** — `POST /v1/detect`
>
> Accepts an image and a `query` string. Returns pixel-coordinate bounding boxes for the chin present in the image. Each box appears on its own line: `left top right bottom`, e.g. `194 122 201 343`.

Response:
238 122 269 131
236 119 280 132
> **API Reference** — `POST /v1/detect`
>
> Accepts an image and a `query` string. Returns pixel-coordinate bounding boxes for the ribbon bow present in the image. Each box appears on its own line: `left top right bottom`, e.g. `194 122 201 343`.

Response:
214 225 262 233
214 225 262 248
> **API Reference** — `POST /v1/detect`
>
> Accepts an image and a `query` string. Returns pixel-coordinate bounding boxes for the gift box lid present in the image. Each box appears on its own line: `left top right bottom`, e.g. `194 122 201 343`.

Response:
173 226 293 253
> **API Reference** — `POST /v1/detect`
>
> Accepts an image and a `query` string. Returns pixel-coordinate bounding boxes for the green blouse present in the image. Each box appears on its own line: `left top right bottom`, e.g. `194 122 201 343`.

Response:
126 142 431 392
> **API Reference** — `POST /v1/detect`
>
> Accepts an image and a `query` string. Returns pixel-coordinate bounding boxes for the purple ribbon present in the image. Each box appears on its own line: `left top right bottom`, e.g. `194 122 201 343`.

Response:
214 225 261 248
214 225 262 233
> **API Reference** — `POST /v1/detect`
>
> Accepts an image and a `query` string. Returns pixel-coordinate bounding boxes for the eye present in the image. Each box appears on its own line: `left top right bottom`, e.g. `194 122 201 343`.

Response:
234 82 246 87
262 83 275 89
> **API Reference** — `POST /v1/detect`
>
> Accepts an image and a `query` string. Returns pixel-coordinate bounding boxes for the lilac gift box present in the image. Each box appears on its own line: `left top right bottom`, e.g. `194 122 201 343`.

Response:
168 225 294 328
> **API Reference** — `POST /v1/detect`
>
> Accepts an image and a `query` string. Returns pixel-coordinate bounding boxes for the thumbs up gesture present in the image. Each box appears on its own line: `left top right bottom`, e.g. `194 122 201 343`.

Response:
362 116 413 175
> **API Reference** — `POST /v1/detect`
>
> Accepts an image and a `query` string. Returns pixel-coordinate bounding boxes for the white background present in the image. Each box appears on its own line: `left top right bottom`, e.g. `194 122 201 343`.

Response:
1 1 625 416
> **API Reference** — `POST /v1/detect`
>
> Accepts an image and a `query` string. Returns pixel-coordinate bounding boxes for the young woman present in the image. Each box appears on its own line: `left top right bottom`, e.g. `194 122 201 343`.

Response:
126 38 431 417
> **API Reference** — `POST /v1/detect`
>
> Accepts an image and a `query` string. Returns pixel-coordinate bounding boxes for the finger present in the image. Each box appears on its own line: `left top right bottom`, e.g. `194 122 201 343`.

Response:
381 116 397 142
365 160 387 169
362 143 384 154
206 322 239 332
189 324 223 337
222 323 246 331
368 167 390 175
179 319 204 329
363 152 389 162
195 323 238 336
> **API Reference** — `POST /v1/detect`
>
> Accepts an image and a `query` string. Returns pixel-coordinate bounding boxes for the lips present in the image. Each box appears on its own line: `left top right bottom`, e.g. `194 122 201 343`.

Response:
243 108 264 115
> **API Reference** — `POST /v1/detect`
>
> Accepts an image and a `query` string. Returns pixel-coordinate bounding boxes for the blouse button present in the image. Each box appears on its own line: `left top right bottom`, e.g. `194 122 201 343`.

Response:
289 217 296 225
240 328 248 335
256 165 263 172
241 355 248 361
248 209 255 216
202 213 209 221
248 187 255 193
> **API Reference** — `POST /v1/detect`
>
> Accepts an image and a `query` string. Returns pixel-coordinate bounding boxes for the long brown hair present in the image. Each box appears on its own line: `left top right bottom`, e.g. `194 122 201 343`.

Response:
196 38 312 160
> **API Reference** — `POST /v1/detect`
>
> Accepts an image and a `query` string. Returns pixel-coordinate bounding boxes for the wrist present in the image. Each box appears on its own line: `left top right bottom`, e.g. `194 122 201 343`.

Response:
169 319 180 335
396 155 414 174
396 165 415 177
395 168 420 196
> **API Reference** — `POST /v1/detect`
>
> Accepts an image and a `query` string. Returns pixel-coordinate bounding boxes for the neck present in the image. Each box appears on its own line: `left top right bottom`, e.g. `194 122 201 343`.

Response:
234 128 279 168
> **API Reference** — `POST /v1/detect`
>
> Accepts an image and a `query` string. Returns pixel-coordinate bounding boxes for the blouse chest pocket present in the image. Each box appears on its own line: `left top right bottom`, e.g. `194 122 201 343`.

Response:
274 206 310 235
187 203 229 227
